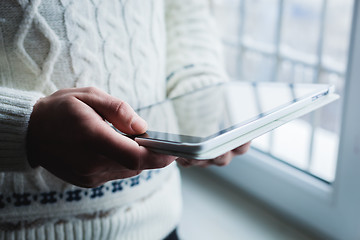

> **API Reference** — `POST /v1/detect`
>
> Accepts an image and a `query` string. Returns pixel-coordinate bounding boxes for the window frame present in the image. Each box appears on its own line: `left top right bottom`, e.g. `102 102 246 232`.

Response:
209 1 360 239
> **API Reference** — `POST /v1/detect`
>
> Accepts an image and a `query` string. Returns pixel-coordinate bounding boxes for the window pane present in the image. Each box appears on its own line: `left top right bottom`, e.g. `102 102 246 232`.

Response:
212 0 242 44
322 0 354 72
243 0 279 45
212 0 354 182
281 0 323 58
223 45 240 79
240 50 275 82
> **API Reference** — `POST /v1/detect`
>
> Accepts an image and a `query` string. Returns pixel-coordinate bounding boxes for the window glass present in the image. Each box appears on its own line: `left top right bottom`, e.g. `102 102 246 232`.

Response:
211 0 354 182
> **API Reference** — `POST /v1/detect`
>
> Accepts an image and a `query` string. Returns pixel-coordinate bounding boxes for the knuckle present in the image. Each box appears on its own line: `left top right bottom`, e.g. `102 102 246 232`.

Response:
58 95 78 110
55 97 81 122
53 88 68 96
113 100 125 114
52 88 75 97
112 100 132 121
84 86 100 95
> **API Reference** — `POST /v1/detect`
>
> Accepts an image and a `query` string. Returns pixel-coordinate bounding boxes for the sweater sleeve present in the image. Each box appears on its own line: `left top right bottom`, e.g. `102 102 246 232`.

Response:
0 87 44 171
164 0 228 98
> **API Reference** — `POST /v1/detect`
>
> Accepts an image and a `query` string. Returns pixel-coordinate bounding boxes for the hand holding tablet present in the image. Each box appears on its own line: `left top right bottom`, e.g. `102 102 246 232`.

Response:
120 81 338 160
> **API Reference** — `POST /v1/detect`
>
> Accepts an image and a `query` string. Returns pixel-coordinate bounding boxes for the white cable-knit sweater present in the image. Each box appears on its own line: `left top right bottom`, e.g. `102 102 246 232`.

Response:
0 0 226 239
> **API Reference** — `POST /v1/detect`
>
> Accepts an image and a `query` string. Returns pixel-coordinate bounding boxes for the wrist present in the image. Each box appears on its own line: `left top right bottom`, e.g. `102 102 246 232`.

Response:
26 97 44 169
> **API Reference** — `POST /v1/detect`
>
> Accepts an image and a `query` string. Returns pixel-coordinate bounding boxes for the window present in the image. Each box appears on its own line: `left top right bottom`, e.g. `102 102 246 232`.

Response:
209 0 360 239
212 0 353 183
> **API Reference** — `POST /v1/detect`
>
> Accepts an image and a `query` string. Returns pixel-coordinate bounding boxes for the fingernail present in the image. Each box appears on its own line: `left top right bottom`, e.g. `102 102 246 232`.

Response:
131 116 148 133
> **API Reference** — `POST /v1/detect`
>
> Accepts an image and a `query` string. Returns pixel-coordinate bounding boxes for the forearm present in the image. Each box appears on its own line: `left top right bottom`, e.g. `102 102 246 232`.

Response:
165 0 228 97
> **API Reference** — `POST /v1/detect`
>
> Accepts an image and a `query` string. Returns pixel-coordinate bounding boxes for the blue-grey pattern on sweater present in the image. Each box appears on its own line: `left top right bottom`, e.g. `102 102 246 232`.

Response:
0 170 159 209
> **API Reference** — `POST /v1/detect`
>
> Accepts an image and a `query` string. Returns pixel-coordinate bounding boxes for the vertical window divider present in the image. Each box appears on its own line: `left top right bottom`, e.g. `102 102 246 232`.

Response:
268 0 285 155
307 0 328 172
236 0 246 79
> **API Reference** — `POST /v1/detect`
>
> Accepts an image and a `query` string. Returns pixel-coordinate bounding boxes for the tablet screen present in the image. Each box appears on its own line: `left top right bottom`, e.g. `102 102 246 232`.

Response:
135 82 330 144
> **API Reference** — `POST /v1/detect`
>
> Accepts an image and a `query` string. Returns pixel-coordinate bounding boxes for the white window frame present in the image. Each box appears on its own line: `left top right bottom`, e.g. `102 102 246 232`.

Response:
210 1 360 239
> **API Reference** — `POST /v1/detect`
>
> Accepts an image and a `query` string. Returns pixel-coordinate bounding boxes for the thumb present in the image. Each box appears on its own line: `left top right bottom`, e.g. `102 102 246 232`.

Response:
74 87 147 135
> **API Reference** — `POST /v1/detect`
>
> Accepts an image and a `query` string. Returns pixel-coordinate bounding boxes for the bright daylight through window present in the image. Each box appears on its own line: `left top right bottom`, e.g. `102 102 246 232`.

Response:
211 0 354 183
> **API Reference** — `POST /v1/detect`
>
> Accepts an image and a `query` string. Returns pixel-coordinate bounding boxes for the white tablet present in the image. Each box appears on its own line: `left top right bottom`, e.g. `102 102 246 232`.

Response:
131 81 338 160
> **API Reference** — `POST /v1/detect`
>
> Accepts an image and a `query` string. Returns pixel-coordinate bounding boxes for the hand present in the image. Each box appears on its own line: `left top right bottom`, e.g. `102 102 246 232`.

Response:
27 87 176 188
176 142 251 168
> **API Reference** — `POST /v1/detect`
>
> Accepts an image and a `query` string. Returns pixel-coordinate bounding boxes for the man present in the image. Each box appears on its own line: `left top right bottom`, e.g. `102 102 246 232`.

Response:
0 0 249 239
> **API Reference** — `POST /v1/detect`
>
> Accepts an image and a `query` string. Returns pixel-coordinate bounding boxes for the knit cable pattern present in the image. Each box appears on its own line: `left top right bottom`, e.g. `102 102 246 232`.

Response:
14 0 61 93
60 0 104 88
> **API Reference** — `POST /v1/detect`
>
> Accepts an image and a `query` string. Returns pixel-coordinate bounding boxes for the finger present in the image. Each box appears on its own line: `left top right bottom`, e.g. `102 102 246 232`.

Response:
91 148 176 173
137 149 177 170
97 169 143 183
96 124 176 171
67 98 173 170
176 158 195 167
232 142 251 155
74 87 147 135
176 158 209 168
211 152 233 166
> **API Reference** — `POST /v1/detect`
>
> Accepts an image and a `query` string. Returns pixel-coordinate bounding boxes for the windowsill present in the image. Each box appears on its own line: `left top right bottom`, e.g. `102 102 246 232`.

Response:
178 166 322 240
253 118 338 182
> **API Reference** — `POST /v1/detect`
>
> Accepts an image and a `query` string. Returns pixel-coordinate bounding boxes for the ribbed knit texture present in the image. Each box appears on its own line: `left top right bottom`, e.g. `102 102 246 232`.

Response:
0 0 226 239
0 88 43 171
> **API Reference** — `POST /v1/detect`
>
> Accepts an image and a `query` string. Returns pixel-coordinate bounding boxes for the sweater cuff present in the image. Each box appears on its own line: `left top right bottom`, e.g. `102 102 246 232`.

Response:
0 87 44 171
